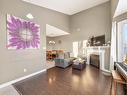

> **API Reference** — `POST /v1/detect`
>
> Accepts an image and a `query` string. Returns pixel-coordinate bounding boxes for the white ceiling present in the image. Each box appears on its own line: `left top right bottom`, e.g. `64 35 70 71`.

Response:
114 0 127 17
23 0 109 15
46 24 69 37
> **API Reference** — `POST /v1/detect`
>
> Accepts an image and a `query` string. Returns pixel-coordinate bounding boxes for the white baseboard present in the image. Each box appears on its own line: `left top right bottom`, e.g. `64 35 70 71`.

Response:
0 69 46 89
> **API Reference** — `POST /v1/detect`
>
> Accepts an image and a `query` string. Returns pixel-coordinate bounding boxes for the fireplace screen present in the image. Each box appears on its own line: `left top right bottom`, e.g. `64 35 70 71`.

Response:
90 54 100 68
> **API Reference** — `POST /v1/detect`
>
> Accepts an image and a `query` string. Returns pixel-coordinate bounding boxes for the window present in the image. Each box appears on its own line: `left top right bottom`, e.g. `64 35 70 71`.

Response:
118 20 127 61
72 40 87 57
123 24 127 58
83 40 87 56
73 42 78 57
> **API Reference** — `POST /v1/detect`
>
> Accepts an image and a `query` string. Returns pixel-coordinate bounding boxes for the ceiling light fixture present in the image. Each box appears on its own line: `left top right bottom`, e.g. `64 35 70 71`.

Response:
26 13 34 19
49 41 56 45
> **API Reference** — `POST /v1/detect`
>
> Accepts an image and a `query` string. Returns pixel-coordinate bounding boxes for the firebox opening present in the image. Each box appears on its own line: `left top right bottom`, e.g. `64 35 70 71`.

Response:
90 54 100 68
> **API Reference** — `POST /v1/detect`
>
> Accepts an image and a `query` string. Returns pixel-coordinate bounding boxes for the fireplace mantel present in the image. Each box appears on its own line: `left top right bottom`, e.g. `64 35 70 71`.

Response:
86 46 110 49
86 46 110 73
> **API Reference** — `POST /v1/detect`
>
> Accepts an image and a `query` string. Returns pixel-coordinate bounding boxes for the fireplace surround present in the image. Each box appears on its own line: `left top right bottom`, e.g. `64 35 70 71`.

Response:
86 46 110 73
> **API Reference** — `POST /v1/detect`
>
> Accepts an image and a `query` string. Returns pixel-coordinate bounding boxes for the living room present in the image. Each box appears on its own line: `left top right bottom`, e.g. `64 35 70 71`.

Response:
0 0 127 95
46 1 111 70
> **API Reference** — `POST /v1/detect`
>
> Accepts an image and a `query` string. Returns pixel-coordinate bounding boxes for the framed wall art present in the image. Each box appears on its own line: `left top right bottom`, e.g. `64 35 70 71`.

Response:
7 14 40 49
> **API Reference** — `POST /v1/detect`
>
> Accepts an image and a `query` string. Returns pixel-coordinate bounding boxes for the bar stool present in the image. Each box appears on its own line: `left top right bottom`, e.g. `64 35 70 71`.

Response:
112 70 126 95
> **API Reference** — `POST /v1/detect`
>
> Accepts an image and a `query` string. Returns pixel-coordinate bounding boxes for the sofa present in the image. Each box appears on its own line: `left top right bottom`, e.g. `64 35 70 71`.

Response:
55 59 72 68
55 52 74 68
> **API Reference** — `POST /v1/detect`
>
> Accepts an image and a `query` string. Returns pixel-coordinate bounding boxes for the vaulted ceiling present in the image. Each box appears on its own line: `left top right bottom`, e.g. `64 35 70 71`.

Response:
23 0 109 15
114 0 127 17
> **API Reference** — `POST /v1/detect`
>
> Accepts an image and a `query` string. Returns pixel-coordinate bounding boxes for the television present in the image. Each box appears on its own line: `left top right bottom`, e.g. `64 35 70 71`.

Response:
90 35 105 46
94 35 105 46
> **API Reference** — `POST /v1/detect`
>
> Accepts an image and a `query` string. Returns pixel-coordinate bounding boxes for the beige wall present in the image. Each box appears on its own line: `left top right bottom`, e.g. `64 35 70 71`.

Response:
0 0 69 84
52 2 111 52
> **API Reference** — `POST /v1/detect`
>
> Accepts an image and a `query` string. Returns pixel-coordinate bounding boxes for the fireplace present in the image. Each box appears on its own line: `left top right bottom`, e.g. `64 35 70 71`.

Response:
90 54 100 68
86 46 111 73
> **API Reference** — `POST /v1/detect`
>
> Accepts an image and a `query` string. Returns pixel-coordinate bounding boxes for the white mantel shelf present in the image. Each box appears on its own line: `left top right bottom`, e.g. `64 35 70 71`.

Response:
86 46 110 49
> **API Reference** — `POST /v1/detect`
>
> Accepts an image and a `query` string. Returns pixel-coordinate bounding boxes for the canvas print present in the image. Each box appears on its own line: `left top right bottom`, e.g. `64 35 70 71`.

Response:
7 14 40 49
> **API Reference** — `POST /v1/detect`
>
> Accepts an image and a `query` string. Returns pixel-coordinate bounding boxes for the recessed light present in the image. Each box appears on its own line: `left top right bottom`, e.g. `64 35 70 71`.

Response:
26 13 34 19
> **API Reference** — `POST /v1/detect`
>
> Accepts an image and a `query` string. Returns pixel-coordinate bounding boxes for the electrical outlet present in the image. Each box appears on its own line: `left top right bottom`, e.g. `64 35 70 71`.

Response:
24 69 27 72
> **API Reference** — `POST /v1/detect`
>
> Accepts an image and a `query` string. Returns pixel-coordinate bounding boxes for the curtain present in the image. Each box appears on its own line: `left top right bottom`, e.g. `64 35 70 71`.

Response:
110 21 117 70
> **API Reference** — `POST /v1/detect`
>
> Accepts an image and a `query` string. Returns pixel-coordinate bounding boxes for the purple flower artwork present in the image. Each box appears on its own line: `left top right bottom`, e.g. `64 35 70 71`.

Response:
7 14 40 49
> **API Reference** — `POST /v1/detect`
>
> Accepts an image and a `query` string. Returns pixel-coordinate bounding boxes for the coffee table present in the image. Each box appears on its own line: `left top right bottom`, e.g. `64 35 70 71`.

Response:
72 59 86 70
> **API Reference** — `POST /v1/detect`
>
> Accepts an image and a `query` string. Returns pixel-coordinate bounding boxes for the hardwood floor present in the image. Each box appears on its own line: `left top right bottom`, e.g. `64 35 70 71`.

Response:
14 65 111 95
